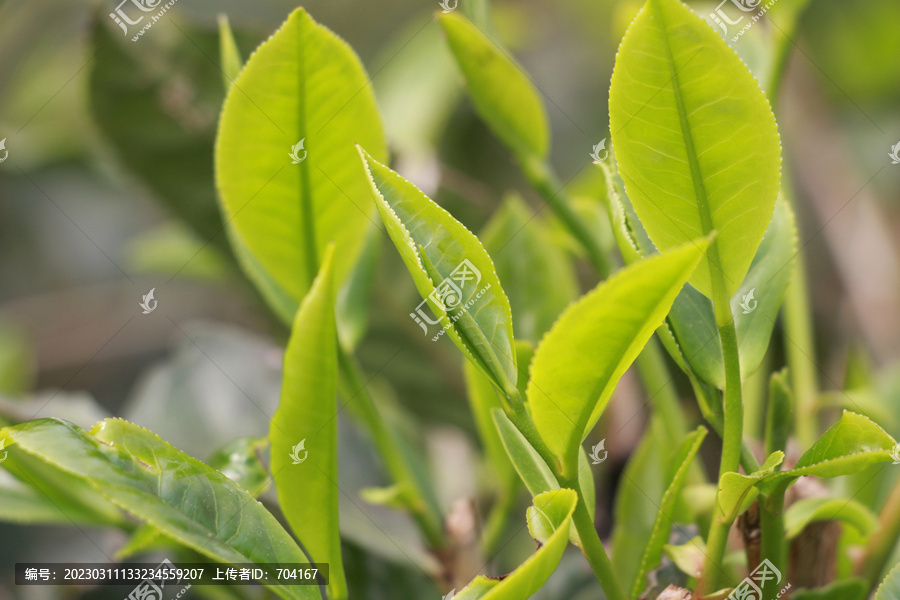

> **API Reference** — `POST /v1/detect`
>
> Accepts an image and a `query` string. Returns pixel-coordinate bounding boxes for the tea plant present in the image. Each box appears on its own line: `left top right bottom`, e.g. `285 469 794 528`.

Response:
2 1 900 599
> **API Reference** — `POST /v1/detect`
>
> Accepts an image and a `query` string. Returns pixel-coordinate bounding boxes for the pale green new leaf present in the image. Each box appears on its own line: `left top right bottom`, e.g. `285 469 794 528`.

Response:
528 240 708 478
1 419 318 600
717 451 784 521
491 408 594 547
767 411 899 484
664 536 706 580
217 14 242 88
359 150 517 394
784 497 877 539
609 0 781 298
630 426 707 600
454 489 577 600
269 246 345 600
439 12 549 160
216 8 387 323
876 562 900 600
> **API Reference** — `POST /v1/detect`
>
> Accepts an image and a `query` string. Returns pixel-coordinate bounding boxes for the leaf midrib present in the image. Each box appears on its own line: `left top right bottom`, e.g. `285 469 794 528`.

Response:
651 0 727 298
296 13 318 288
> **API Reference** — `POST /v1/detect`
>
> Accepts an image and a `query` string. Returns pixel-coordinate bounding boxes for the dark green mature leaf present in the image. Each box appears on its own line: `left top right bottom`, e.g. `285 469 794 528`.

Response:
609 0 781 299
439 12 549 160
629 426 707 600
792 579 868 600
216 8 387 323
784 498 877 539
876 562 900 600
360 150 517 394
481 195 579 342
270 246 344 600
1 419 318 600
90 21 226 245
528 240 708 478
601 165 796 386
454 489 578 600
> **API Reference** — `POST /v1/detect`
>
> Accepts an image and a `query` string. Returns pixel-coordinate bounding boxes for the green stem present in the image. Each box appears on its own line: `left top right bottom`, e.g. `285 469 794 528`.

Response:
759 490 787 600
336 346 446 548
859 476 900 590
700 266 744 594
564 476 628 600
691 375 760 474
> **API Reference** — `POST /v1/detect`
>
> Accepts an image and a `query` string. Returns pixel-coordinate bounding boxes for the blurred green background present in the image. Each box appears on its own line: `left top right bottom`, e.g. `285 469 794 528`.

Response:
1 0 900 597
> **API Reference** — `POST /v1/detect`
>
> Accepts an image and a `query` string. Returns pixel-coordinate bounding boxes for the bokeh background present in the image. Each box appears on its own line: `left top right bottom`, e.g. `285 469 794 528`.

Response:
1 0 899 598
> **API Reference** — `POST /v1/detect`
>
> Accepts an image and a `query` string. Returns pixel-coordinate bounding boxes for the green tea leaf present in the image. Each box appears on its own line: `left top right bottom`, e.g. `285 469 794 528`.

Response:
717 451 784 521
492 409 593 547
216 8 387 322
217 14 242 88
1 418 318 600
454 489 578 600
360 150 517 394
784 497 877 539
876 562 900 600
207 437 270 497
630 426 707 600
439 12 548 160
769 411 899 483
481 195 579 342
528 240 708 478
601 166 796 386
793 578 867 600
269 246 345 600
609 0 781 299
492 409 556 496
